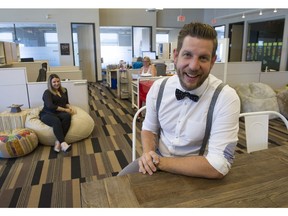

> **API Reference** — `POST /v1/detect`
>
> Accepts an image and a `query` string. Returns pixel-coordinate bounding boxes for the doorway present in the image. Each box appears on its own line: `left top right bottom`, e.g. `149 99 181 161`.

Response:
71 23 97 82
228 22 244 62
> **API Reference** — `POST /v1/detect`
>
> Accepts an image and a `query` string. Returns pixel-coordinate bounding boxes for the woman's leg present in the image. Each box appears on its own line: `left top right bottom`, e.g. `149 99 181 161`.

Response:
56 112 71 138
40 113 65 143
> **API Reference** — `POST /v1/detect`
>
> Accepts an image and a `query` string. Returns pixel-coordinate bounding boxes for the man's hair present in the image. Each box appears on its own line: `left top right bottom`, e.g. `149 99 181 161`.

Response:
177 22 218 57
47 73 66 95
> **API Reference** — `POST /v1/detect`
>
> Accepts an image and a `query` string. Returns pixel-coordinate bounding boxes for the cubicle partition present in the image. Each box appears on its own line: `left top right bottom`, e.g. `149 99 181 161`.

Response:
0 67 89 113
0 68 30 112
27 80 89 113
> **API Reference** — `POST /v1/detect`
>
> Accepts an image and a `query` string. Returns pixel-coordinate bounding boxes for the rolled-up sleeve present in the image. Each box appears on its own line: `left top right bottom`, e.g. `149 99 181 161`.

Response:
205 87 240 176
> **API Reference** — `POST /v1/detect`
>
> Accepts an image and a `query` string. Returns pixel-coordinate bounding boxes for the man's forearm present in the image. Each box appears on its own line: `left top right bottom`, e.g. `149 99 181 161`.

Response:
157 156 224 179
141 130 159 153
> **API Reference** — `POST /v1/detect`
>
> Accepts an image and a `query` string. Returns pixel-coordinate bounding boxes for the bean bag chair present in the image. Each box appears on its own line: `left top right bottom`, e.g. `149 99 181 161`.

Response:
277 89 288 119
25 106 94 146
234 82 279 119
0 128 38 158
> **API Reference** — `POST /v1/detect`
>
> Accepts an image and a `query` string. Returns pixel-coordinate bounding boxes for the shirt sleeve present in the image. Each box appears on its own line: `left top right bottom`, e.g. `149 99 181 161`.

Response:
205 86 241 176
64 88 70 105
42 90 58 111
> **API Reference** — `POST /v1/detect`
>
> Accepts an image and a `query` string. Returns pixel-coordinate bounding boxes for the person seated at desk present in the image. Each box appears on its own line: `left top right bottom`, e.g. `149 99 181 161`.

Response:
118 22 240 179
140 56 157 77
132 57 143 69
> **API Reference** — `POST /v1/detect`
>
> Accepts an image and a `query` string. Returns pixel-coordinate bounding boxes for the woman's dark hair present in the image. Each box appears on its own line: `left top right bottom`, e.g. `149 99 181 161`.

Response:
177 22 218 57
47 73 66 95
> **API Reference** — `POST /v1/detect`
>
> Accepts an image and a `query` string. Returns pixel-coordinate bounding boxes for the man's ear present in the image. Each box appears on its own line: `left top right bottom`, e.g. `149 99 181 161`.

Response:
173 49 178 65
210 55 217 69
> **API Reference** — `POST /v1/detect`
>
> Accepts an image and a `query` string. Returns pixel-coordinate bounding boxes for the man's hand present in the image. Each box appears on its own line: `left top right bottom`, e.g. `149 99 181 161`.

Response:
138 151 160 175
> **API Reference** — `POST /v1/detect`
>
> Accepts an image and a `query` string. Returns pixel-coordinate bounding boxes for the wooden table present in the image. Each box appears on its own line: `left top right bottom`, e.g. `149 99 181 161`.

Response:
81 145 288 207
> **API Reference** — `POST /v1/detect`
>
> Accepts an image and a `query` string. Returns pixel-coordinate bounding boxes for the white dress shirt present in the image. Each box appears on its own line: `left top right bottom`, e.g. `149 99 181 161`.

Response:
142 74 240 175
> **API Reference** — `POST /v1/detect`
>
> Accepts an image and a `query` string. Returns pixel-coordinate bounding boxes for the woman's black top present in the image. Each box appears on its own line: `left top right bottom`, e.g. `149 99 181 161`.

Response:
41 88 69 114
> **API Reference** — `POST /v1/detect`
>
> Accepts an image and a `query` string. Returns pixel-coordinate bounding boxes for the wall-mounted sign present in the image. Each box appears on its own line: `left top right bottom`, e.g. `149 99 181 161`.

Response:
60 43 70 55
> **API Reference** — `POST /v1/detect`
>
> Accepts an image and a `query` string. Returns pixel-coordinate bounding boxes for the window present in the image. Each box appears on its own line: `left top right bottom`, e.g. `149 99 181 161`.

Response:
214 25 225 40
246 19 284 71
156 33 169 57
0 23 59 66
100 27 132 69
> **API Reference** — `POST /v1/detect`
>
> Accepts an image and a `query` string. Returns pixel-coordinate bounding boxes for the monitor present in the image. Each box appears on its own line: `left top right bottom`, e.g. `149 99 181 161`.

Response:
142 51 156 60
21 58 34 62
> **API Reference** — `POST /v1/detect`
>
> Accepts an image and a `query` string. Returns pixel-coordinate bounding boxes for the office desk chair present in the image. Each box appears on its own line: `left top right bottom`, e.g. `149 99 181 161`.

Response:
132 109 288 160
154 63 167 76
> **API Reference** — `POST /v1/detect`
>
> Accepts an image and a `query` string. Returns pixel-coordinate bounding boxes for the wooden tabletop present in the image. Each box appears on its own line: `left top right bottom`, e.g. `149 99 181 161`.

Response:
81 145 288 207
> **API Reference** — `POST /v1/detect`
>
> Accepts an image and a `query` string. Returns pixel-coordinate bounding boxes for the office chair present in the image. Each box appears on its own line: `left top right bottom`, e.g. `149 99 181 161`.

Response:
132 109 288 160
154 63 167 76
132 106 146 161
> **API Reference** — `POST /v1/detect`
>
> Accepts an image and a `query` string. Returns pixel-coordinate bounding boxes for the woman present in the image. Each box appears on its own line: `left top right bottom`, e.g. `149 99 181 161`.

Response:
39 74 75 152
140 56 157 77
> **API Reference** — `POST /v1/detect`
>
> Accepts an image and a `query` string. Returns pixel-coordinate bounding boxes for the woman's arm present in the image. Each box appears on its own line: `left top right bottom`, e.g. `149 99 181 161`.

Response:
151 64 157 77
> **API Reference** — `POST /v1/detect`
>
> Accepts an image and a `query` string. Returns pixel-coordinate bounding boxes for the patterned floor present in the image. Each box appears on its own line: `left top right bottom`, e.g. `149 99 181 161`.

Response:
0 82 288 207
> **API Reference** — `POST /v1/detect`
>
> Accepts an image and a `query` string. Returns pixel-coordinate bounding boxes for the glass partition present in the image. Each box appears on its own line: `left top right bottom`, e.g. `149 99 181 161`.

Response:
0 23 59 66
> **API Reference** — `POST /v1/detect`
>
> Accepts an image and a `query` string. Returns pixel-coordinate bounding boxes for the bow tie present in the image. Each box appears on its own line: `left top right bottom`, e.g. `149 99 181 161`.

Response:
175 88 199 102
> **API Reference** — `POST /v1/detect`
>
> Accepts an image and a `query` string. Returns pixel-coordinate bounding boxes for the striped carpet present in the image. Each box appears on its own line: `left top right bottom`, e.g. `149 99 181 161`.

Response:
0 82 288 207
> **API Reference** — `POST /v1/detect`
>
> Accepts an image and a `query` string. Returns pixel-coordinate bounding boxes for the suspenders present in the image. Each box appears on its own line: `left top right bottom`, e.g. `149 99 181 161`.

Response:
155 77 226 155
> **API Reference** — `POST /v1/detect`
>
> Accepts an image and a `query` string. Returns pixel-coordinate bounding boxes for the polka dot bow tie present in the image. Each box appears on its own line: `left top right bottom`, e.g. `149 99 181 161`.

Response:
175 88 199 102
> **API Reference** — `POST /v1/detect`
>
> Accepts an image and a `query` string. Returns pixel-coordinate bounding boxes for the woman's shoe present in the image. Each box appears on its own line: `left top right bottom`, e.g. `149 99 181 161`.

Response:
54 141 61 153
61 142 71 152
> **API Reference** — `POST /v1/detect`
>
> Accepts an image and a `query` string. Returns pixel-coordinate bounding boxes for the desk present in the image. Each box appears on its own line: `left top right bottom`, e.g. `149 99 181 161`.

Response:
106 69 117 89
81 145 288 207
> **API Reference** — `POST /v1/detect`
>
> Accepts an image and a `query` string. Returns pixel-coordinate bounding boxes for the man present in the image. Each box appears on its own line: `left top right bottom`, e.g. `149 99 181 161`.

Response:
119 22 240 179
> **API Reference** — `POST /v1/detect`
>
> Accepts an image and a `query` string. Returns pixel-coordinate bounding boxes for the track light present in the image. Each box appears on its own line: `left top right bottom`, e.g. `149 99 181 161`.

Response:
259 10 262 15
242 13 245 19
274 9 277 13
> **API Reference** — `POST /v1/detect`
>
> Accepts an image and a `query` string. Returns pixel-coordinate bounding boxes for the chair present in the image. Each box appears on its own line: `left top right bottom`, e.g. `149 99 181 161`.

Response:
239 111 288 153
132 109 288 160
154 63 167 76
132 106 146 161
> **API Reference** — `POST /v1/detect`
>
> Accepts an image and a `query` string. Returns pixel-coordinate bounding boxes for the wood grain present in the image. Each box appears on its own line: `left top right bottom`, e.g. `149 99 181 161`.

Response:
81 145 288 207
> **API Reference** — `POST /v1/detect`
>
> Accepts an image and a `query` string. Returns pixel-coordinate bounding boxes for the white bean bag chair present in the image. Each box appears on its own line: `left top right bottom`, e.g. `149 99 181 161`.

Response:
277 89 288 119
25 106 94 146
0 128 38 158
234 82 279 119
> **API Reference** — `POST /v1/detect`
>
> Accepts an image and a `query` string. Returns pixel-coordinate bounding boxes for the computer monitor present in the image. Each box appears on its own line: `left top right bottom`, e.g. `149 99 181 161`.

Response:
21 58 34 62
142 51 156 60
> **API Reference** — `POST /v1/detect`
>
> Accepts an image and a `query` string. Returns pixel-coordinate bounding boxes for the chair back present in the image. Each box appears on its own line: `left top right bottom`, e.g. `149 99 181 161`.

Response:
239 111 288 153
132 106 146 161
154 63 167 76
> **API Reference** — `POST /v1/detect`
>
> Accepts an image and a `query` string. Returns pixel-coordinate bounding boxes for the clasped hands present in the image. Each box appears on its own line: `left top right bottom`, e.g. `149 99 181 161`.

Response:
138 151 161 175
65 107 77 115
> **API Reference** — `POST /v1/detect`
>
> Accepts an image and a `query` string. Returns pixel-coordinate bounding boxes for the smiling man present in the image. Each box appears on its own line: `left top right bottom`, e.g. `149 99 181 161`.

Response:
119 22 240 179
